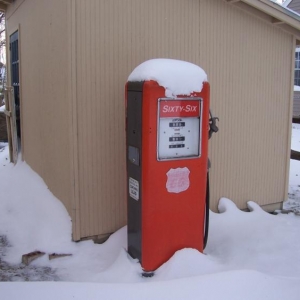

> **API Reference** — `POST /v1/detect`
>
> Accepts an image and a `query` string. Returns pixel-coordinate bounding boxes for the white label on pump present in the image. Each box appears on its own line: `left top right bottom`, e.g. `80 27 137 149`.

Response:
129 177 139 200
157 98 202 161
158 117 200 159
166 167 190 193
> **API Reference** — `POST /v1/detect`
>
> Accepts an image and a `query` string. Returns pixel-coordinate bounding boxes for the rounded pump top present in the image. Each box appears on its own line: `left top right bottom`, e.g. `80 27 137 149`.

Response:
128 59 208 98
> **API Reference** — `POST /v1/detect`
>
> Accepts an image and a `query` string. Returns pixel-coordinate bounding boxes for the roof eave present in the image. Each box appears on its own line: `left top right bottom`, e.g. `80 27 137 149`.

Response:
282 0 292 7
0 3 7 12
0 0 13 12
0 0 13 4
225 0 300 41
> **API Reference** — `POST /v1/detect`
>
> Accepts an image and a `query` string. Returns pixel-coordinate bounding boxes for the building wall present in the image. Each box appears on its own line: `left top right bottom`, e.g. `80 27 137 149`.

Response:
73 0 293 238
294 91 300 117
6 0 73 215
5 0 294 240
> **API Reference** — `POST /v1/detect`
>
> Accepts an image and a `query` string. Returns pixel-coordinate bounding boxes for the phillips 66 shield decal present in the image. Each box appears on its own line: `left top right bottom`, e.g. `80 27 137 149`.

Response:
166 167 190 193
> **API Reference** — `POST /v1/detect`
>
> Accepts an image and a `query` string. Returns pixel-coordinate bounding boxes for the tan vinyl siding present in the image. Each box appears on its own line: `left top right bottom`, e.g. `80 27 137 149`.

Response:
6 0 73 214
74 0 293 238
5 0 294 239
204 2 293 210
75 0 203 238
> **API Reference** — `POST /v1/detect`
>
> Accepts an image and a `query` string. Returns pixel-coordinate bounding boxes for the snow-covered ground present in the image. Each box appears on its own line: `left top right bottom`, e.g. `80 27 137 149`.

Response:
0 124 300 299
284 123 300 213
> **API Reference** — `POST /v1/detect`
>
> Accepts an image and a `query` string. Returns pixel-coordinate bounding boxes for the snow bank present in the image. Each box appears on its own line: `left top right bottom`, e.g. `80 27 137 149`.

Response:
2 270 300 300
0 104 5 112
289 124 300 191
0 152 74 263
209 198 300 278
1 138 300 299
128 59 207 97
285 123 300 212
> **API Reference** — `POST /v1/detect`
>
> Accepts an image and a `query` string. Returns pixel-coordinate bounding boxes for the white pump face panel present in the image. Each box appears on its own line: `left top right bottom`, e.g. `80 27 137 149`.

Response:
157 98 202 161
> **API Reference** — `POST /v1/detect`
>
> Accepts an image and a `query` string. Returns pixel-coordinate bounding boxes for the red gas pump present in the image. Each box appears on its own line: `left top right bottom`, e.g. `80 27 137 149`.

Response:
126 60 216 275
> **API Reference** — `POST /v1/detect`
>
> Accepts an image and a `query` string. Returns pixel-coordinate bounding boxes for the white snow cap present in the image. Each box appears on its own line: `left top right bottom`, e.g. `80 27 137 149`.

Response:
128 58 207 97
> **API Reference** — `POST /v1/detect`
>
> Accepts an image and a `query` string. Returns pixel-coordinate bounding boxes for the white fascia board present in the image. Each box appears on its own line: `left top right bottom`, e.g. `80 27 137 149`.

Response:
240 0 300 29
282 0 293 7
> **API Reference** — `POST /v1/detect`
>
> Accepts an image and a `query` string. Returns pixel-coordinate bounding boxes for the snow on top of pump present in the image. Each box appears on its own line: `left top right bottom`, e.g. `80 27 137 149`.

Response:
128 59 207 97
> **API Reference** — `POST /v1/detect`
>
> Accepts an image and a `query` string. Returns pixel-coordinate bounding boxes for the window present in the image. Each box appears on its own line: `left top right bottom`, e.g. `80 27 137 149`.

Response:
295 49 300 86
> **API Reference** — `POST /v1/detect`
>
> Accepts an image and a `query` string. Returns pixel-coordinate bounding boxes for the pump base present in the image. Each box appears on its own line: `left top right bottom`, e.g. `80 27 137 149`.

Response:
142 271 155 278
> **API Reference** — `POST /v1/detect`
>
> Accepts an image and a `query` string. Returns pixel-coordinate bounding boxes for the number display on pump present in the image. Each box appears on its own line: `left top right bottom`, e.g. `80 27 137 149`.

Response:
157 98 202 161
